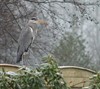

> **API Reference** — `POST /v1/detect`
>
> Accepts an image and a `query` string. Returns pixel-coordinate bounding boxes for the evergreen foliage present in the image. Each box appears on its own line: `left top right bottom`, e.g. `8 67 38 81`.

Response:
0 55 69 89
54 32 91 67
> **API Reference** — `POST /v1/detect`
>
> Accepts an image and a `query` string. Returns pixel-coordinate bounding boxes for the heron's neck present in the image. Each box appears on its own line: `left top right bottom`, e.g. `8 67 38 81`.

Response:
28 21 36 31
29 25 34 30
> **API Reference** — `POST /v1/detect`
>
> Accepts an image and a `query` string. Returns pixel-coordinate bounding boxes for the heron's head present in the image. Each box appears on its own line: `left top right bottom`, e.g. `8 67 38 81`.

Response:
31 17 38 21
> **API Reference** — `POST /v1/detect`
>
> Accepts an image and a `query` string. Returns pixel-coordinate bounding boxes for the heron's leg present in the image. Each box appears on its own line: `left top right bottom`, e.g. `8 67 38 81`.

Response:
21 52 28 66
20 55 24 66
22 55 24 65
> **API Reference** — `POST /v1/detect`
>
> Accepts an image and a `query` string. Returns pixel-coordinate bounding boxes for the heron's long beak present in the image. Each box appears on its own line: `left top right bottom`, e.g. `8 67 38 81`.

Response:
35 19 48 27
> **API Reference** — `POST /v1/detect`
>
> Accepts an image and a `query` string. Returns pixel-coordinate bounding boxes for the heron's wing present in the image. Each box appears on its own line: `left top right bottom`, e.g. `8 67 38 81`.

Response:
16 45 23 63
17 28 34 63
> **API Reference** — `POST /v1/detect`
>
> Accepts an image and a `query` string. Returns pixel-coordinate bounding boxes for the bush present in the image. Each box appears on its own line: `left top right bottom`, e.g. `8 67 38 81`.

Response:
0 55 70 89
89 72 100 89
83 72 100 89
53 32 91 67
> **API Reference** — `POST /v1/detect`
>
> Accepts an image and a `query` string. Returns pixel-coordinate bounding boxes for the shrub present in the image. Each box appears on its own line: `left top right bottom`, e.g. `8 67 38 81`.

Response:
83 72 100 89
0 55 70 89
89 72 100 89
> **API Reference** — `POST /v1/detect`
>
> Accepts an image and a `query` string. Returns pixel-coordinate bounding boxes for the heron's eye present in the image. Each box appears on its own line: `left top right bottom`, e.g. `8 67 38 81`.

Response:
31 17 37 20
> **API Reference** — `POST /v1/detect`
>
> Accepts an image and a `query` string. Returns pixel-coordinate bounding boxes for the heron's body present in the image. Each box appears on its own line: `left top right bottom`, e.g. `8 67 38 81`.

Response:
17 27 35 63
16 18 47 63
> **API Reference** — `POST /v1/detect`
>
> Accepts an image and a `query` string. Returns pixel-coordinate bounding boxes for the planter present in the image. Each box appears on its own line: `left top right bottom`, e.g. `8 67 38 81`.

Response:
0 64 19 72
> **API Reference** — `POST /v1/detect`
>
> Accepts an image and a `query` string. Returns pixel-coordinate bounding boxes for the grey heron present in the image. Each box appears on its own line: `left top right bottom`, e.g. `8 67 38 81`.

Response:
16 17 48 63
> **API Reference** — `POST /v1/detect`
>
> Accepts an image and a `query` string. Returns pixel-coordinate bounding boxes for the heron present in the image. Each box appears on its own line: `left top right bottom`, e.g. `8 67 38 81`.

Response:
16 17 48 63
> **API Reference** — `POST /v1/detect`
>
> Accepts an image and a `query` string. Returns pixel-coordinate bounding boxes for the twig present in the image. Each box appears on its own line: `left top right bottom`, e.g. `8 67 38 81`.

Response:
25 0 100 6
4 3 23 31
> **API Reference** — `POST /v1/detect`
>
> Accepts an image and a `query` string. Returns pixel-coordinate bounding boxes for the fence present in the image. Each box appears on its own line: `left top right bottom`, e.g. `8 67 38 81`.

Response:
59 66 96 89
0 64 96 89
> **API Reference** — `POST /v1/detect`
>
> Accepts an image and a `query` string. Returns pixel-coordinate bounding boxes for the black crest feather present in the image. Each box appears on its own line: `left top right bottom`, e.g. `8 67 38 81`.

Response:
31 17 37 20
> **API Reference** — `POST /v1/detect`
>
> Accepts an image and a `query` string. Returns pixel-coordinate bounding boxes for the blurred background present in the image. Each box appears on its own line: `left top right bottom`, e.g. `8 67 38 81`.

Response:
0 0 100 70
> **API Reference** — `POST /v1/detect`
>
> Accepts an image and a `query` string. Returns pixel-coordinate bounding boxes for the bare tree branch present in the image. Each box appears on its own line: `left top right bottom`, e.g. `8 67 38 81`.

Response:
4 3 23 31
25 0 100 6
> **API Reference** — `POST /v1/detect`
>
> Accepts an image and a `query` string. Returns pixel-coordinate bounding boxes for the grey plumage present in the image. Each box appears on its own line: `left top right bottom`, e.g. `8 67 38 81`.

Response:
17 19 37 63
17 28 35 62
16 18 47 63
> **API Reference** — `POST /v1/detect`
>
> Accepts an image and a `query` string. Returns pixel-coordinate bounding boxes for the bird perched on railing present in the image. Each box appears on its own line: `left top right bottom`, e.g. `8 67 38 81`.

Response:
16 17 48 63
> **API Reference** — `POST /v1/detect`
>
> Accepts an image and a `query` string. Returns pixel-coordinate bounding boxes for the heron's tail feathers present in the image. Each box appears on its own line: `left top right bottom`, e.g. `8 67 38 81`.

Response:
16 53 23 63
